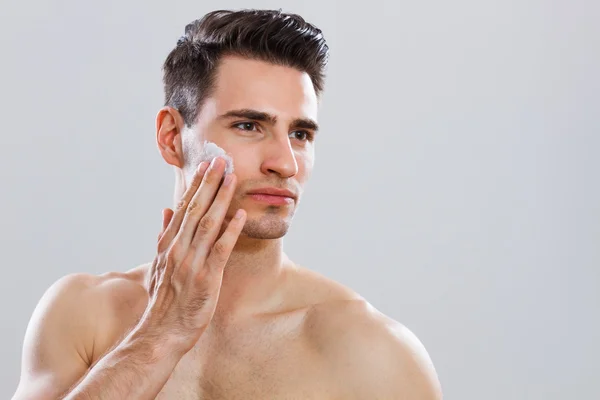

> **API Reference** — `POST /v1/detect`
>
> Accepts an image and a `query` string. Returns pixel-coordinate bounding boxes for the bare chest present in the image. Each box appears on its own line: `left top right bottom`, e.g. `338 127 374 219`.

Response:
155 317 339 400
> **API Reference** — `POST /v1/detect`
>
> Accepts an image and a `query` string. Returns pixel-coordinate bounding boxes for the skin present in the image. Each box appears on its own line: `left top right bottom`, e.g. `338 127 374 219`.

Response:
12 55 443 399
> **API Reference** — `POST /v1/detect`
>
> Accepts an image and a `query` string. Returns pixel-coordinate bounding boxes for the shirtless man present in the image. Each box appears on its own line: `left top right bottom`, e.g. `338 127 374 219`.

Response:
12 9 442 400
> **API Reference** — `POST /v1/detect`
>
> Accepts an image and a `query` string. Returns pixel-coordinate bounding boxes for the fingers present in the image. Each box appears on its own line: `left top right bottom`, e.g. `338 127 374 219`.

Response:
174 157 232 250
163 208 174 231
158 208 174 242
158 161 210 251
188 171 239 261
204 208 246 272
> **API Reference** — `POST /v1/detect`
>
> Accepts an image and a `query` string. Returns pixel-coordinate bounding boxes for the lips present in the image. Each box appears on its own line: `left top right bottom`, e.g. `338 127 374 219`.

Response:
246 187 296 205
246 187 296 199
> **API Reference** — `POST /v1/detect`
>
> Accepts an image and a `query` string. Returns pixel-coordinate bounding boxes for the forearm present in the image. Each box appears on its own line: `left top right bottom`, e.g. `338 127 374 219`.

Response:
62 329 183 400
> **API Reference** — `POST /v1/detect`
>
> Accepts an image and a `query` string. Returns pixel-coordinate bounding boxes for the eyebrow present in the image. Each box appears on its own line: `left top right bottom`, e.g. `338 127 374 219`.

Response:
218 108 319 132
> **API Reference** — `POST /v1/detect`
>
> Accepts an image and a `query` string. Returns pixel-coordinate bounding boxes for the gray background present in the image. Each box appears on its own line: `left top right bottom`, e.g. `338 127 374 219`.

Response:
1 0 598 399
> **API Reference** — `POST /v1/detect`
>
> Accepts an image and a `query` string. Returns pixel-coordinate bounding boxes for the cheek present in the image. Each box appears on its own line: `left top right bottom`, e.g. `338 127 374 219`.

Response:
296 151 314 182
228 148 259 176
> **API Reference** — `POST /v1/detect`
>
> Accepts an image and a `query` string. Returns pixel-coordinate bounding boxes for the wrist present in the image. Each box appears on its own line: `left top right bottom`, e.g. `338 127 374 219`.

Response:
125 324 190 363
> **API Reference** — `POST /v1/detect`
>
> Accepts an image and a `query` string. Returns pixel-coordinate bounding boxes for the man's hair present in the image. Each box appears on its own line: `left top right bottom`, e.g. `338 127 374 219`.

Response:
162 9 330 127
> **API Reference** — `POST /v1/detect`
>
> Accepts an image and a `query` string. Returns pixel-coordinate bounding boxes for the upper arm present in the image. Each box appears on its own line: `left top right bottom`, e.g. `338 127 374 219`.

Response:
319 300 442 400
12 274 96 400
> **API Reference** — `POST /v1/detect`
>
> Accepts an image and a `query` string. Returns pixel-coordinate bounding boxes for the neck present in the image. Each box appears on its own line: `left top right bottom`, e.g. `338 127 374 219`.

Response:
212 234 289 322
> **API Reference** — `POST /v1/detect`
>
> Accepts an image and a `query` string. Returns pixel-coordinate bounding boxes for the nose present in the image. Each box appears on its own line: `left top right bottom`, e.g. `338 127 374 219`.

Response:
260 136 298 179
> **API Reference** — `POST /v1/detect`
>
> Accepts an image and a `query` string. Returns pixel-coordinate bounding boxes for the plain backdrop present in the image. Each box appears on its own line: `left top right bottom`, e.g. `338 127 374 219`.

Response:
1 0 598 399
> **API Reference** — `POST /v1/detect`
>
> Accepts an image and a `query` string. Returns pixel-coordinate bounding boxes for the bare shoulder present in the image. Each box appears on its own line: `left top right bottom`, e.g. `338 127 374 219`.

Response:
33 264 149 361
77 264 150 359
286 264 364 306
46 264 148 318
93 264 150 317
44 262 148 301
14 266 150 399
302 280 442 399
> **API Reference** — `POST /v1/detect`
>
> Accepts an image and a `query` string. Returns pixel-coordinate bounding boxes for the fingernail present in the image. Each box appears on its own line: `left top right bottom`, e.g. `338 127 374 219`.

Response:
197 162 207 173
234 209 244 219
209 157 220 170
223 174 233 186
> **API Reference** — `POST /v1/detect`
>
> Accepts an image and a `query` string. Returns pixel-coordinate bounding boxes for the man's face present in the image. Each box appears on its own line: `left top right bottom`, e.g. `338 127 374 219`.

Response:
182 55 319 239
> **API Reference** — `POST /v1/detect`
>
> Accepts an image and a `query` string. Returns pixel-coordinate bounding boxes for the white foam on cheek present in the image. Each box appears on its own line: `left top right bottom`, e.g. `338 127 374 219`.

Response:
198 140 234 174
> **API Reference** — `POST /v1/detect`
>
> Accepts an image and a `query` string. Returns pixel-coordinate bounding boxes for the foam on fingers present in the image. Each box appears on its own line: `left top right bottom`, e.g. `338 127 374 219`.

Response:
199 140 234 174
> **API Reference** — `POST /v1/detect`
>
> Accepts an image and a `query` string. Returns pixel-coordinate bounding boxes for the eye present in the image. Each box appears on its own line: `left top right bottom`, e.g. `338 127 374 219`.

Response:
233 122 259 131
289 130 314 142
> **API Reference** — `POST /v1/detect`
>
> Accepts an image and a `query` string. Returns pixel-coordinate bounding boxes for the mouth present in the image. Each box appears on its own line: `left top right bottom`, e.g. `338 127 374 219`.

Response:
247 193 294 205
246 187 296 205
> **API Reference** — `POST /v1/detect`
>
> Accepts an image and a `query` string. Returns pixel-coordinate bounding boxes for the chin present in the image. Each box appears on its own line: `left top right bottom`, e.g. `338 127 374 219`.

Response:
241 215 292 239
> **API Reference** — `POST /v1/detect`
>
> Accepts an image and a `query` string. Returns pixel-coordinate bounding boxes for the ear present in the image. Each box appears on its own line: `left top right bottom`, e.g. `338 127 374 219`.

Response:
156 106 185 168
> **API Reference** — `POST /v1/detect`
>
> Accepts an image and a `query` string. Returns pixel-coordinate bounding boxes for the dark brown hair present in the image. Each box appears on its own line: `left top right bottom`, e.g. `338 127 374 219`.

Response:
162 9 330 127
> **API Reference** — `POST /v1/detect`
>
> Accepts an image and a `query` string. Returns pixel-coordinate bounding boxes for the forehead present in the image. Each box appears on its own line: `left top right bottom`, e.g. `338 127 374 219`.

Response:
204 55 318 121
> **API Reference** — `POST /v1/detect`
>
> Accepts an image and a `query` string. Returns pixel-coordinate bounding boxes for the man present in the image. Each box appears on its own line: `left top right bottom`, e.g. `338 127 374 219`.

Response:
13 9 442 400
